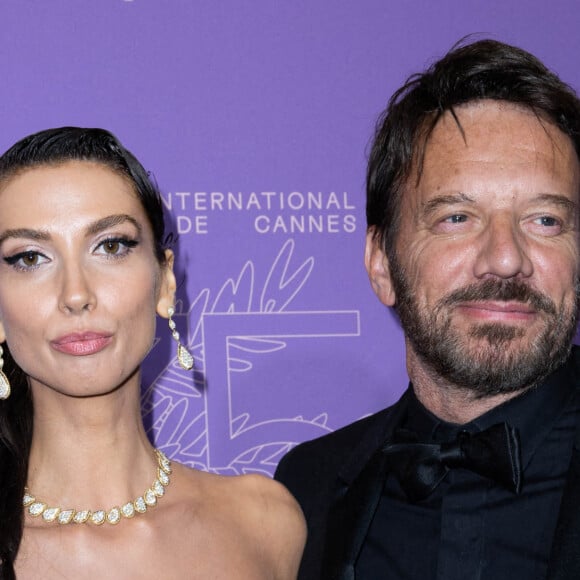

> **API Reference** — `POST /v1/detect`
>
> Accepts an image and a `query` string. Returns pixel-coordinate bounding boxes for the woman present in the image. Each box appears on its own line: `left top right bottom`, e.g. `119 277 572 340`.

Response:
0 127 305 579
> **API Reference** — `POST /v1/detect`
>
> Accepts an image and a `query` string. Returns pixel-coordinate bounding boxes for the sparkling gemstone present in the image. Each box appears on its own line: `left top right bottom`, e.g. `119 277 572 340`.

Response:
42 507 60 522
144 490 157 506
158 470 170 486
0 372 10 399
91 511 106 525
134 497 147 513
107 507 121 525
152 480 165 497
121 502 135 518
58 510 75 524
73 510 90 524
178 344 193 370
21 446 174 527
29 502 47 517
168 320 176 330
168 307 174 317
160 459 172 475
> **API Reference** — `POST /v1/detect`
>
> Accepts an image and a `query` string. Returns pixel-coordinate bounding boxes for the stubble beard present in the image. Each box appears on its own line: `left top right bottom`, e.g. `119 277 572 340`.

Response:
389 255 579 398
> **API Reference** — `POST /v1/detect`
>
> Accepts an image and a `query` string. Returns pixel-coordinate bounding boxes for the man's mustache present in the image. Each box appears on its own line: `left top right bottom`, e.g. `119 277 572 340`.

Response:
439 279 557 315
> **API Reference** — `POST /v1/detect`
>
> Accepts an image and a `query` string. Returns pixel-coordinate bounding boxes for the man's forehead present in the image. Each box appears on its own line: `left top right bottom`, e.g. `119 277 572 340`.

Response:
414 101 578 182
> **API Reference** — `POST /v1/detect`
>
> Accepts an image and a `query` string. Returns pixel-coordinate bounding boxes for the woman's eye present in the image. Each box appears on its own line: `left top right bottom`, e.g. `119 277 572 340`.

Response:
21 252 40 266
103 240 121 254
3 251 49 271
95 237 138 257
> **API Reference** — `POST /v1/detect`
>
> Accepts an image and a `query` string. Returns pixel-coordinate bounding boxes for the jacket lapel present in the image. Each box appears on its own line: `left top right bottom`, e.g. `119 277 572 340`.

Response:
547 434 580 579
321 393 411 580
322 449 390 579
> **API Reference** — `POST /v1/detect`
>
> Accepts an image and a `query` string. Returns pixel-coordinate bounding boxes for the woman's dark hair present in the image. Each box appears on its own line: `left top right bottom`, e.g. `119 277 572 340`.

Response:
0 127 168 578
367 38 580 260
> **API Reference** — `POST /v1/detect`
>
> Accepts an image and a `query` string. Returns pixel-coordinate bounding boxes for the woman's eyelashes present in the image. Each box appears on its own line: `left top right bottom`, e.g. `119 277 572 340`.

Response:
3 250 49 272
2 236 140 272
93 236 139 259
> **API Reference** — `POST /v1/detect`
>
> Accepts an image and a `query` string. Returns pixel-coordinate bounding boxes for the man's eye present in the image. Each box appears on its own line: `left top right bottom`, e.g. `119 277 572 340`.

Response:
534 216 559 227
444 214 468 224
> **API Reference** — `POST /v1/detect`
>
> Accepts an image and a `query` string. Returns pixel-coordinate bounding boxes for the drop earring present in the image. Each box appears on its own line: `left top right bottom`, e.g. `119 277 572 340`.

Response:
0 345 11 400
168 307 194 370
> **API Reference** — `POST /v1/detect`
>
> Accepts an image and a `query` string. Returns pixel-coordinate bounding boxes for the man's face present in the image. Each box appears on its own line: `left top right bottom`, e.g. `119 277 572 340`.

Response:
366 100 580 396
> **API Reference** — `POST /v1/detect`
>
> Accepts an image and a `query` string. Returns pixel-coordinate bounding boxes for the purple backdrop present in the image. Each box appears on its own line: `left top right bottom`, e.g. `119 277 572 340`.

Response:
2 0 579 474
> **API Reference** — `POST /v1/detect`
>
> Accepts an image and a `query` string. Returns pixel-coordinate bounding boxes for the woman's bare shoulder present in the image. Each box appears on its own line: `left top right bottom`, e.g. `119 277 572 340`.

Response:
176 463 304 527
173 463 306 578
232 471 305 526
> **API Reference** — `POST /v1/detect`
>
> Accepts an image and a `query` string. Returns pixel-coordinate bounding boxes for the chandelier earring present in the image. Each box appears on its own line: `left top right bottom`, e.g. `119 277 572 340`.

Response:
168 307 194 370
0 344 11 400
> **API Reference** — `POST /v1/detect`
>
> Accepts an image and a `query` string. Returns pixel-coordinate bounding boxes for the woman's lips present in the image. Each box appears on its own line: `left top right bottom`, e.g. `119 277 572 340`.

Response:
51 332 112 356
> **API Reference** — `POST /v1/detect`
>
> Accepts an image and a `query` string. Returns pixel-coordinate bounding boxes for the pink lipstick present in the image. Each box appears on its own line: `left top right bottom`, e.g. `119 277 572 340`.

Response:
51 332 112 356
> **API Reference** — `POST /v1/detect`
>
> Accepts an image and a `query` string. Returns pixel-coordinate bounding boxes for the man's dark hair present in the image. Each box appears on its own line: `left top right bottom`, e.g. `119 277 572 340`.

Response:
366 38 580 258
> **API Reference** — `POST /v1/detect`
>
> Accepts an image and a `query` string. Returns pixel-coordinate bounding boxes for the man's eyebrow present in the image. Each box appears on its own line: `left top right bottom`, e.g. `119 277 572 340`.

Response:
85 214 142 236
533 193 577 215
0 229 51 246
422 193 475 217
421 193 578 217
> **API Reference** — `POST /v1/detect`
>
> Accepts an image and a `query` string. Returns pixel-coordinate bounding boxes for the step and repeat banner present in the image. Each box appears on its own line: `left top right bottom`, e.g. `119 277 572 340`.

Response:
1 0 579 475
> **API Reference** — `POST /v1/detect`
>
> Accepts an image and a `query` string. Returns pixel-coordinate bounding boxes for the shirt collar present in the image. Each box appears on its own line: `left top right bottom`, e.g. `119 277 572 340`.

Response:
404 349 578 466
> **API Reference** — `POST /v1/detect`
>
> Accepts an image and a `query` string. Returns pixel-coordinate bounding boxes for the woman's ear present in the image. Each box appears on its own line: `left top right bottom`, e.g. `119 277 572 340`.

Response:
156 249 177 318
364 227 396 307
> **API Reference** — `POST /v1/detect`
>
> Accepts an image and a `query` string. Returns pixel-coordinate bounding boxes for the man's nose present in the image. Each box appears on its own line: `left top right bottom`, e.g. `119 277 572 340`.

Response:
473 215 533 279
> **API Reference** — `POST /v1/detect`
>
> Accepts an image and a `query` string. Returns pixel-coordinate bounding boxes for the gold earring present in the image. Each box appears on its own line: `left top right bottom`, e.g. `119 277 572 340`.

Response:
0 345 11 400
168 307 194 370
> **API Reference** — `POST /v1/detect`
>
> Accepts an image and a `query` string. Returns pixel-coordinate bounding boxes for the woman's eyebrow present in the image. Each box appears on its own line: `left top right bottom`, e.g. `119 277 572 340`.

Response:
85 214 142 236
0 215 143 247
0 228 50 246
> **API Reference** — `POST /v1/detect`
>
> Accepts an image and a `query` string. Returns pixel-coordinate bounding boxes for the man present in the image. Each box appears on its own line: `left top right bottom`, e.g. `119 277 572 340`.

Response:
275 39 580 580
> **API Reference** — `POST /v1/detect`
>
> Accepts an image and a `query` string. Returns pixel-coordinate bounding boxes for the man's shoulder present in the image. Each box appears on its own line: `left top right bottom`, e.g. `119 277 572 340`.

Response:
287 405 395 461
275 401 401 497
570 345 580 372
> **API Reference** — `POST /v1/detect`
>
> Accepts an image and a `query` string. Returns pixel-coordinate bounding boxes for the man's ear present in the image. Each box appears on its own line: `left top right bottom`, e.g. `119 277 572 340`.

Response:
364 227 396 307
156 249 177 318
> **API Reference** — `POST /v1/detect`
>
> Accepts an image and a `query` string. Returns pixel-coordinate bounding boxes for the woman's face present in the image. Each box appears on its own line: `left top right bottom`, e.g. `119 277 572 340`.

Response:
0 160 175 397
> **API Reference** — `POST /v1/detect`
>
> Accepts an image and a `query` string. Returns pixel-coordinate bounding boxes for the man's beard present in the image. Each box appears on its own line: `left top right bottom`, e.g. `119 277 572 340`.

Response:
390 255 579 397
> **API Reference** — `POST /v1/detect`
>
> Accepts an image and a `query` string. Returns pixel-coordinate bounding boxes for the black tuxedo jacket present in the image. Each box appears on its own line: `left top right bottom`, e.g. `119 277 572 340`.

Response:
275 353 580 580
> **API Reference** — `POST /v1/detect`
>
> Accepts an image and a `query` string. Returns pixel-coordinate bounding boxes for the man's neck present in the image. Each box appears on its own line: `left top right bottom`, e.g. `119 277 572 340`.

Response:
407 349 529 424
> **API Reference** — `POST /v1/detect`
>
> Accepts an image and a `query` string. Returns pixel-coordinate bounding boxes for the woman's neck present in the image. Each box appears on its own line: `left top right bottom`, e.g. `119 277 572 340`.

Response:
26 381 156 509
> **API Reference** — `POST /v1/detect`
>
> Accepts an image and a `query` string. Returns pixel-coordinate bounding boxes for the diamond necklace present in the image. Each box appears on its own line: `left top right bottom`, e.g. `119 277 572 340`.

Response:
23 449 172 525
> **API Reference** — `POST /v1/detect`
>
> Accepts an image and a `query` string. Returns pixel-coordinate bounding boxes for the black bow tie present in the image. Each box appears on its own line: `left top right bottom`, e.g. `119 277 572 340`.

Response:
382 422 522 503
